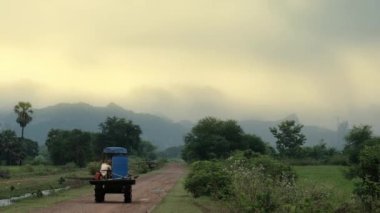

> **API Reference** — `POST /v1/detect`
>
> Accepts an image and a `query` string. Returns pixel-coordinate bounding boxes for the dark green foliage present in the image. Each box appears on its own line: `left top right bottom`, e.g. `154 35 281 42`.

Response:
241 134 266 154
344 125 373 164
293 142 342 165
58 176 66 185
95 116 142 155
184 161 231 198
0 130 24 165
137 140 157 160
270 120 306 158
354 143 380 211
45 129 93 167
182 117 265 162
20 138 39 159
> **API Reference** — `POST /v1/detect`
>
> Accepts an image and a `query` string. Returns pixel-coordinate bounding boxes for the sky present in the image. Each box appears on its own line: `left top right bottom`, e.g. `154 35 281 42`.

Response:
1 0 380 129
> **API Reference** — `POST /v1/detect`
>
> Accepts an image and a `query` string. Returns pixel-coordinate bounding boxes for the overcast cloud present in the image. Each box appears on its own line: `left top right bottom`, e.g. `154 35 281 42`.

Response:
1 0 379 129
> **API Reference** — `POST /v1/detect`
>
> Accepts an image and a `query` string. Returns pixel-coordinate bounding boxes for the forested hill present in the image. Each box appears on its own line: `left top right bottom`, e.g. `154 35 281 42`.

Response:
0 103 189 149
0 103 347 150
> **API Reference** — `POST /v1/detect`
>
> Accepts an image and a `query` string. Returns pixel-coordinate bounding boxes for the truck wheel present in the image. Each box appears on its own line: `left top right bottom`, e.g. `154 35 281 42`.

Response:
95 185 105 203
124 186 132 203
95 193 105 203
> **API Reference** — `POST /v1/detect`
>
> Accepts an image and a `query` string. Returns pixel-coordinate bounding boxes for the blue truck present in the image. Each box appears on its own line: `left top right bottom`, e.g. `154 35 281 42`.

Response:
89 147 136 203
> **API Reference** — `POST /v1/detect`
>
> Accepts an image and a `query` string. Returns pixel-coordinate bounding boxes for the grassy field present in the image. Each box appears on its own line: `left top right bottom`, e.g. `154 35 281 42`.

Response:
153 175 228 213
0 165 90 200
0 185 93 213
294 165 356 205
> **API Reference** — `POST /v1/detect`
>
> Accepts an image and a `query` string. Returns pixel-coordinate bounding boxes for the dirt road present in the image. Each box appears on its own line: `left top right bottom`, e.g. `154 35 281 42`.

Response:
32 163 185 213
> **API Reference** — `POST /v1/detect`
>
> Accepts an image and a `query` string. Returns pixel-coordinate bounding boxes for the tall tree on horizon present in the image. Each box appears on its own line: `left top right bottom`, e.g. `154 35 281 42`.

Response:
14 101 33 139
270 120 306 158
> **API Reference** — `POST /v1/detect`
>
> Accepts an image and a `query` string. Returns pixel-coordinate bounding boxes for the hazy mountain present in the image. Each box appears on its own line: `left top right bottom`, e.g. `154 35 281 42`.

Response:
0 102 190 150
0 102 348 150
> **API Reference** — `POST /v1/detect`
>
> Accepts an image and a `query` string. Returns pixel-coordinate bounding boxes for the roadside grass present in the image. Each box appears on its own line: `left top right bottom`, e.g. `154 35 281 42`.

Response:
294 165 356 206
0 168 89 199
153 176 228 213
0 185 92 213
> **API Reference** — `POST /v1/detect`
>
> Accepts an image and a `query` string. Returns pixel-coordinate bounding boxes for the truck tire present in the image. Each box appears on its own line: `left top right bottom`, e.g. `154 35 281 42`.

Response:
95 185 105 203
124 185 132 203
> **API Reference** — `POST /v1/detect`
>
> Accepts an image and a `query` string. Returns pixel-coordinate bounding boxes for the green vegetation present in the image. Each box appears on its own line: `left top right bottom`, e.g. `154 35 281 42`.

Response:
153 176 226 213
179 116 380 212
0 164 89 199
46 129 93 167
0 185 92 213
182 117 269 162
270 120 306 158
0 130 39 166
294 165 355 205
44 116 159 167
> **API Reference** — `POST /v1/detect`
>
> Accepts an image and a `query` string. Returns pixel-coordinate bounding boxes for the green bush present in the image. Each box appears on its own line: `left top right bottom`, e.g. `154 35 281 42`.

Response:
225 155 298 212
129 157 150 174
354 144 380 211
31 155 48 165
87 162 101 175
184 161 231 198
184 153 338 212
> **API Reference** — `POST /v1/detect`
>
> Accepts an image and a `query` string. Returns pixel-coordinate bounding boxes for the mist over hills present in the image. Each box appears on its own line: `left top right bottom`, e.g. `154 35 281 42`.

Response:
0 103 347 150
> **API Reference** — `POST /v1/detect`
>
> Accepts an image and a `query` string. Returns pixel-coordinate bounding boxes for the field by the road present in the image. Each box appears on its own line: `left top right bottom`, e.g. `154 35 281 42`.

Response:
153 176 227 213
0 164 89 200
294 165 355 206
153 165 356 212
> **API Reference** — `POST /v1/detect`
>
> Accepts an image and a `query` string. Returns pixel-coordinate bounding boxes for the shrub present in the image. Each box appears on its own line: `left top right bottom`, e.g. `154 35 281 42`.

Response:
61 162 77 171
87 162 101 175
129 157 150 174
184 161 231 198
225 156 298 212
31 155 48 165
354 144 380 211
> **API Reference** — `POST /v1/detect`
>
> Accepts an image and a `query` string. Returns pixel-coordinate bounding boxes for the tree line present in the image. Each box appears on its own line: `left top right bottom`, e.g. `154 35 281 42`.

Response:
0 102 157 167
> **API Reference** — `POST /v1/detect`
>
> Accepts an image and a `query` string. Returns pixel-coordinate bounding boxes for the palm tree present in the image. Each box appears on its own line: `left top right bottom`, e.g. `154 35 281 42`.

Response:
14 102 33 139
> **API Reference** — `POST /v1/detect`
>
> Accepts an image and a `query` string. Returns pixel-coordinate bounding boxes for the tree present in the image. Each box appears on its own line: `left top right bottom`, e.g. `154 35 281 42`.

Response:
270 120 306 158
138 140 157 160
241 134 266 154
0 130 24 165
45 129 93 167
344 125 373 164
182 117 263 162
95 117 142 155
14 102 33 139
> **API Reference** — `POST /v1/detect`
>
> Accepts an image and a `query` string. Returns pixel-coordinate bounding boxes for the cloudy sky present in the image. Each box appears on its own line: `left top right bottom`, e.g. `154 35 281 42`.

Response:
1 0 380 129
